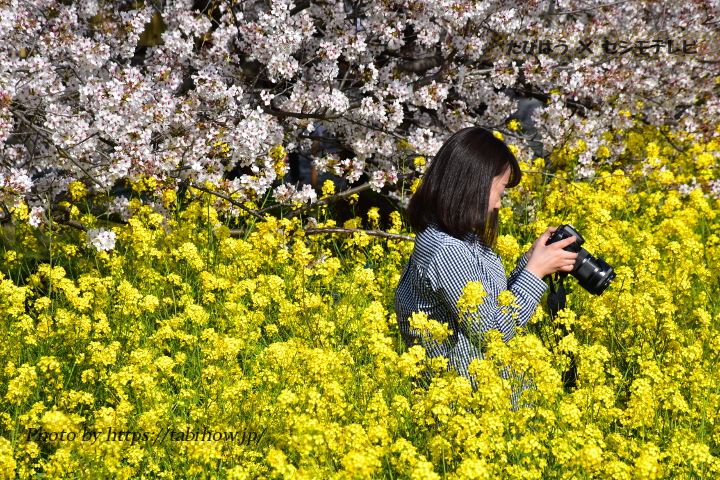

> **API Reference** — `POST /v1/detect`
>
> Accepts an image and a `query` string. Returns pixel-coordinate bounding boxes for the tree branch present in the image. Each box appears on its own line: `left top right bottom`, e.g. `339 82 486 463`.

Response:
412 48 458 89
0 202 12 224
13 110 106 189
284 181 374 218
548 0 627 16
283 171 415 219
50 204 88 232
187 181 266 221
302 227 414 241
227 225 415 241
259 102 344 121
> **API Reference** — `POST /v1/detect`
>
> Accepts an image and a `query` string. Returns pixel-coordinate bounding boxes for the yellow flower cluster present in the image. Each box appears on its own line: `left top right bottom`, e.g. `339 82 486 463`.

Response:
129 175 158 194
269 144 289 177
67 181 87 202
497 290 520 320
409 311 453 344
507 119 521 131
457 280 486 317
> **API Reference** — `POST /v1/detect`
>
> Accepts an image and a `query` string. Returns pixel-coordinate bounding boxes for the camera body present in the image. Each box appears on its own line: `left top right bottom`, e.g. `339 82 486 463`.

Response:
546 224 616 295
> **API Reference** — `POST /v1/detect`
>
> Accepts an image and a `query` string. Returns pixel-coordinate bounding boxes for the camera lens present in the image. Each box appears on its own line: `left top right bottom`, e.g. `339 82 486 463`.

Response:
546 224 616 295
573 251 616 295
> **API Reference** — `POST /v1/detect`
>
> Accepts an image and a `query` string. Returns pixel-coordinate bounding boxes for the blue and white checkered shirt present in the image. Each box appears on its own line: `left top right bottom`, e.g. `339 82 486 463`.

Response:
394 221 548 407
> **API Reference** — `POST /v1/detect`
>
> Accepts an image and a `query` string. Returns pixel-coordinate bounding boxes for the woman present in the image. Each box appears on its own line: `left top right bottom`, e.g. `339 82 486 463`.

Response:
394 126 577 407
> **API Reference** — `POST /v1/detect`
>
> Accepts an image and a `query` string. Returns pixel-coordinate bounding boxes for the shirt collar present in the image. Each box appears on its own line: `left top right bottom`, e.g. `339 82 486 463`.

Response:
428 220 479 244
461 231 478 243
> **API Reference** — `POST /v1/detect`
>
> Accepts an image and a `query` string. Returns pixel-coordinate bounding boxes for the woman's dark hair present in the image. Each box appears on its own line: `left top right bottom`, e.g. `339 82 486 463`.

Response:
407 126 521 249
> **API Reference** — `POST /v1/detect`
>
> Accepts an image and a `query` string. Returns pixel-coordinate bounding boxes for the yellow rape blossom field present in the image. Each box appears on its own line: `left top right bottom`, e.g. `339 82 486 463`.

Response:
1 126 720 479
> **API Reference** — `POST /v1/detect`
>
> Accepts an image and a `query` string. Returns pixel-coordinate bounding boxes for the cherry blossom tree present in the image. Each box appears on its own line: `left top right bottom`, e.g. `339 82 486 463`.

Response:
1 0 718 229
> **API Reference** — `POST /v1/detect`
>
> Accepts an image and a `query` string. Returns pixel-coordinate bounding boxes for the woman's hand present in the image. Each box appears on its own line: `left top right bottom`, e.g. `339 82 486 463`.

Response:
523 226 551 261
525 226 579 279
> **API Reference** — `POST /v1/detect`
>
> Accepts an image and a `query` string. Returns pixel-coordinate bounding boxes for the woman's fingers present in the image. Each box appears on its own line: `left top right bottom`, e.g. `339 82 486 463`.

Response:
530 228 580 275
552 235 577 248
540 229 555 241
564 253 578 265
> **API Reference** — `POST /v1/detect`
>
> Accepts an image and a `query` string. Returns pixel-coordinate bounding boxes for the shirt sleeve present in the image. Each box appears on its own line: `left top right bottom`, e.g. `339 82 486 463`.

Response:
427 243 547 344
508 251 530 287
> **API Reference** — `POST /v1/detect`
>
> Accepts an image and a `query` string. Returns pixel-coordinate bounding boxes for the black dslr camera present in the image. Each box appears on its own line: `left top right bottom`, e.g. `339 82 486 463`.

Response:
546 224 616 295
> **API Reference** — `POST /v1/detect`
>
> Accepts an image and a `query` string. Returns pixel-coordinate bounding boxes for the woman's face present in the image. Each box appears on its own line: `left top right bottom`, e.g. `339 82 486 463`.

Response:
488 167 511 213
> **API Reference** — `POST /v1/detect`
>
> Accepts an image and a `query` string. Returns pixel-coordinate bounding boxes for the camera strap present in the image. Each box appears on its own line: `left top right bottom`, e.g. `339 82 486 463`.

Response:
546 272 577 390
546 272 567 319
